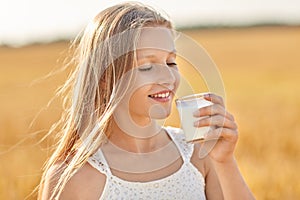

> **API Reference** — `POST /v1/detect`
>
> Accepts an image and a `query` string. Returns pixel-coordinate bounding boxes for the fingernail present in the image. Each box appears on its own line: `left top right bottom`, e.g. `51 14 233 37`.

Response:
204 93 210 98
193 110 200 117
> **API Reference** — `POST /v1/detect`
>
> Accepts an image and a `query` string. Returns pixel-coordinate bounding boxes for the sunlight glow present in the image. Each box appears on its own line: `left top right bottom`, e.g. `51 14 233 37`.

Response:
1 0 300 46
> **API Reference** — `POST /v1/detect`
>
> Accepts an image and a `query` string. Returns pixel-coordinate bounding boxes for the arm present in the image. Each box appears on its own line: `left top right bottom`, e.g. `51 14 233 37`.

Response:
195 151 254 200
192 143 224 199
211 157 255 200
193 93 255 200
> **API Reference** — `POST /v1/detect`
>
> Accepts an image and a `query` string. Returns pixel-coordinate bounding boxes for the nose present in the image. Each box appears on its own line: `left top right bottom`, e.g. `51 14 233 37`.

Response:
156 64 178 87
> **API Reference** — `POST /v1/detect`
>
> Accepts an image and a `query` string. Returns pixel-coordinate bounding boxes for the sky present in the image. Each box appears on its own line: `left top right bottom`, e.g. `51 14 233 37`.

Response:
1 0 300 46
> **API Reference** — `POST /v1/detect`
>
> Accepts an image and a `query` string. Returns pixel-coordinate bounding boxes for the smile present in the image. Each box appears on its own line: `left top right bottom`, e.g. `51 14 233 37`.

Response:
148 90 171 102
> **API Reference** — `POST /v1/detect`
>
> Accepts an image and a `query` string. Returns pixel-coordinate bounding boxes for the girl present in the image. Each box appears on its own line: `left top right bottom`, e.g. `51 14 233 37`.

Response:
38 2 255 199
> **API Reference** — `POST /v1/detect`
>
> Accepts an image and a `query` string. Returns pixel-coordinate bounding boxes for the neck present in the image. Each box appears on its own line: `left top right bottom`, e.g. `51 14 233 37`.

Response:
108 119 167 153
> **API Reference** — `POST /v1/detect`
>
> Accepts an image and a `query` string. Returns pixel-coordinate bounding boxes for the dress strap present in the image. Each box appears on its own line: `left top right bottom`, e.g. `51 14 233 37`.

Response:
164 126 194 163
88 148 112 176
88 127 194 175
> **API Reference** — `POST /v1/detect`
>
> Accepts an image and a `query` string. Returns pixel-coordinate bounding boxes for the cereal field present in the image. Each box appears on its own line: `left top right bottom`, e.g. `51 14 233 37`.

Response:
0 26 299 199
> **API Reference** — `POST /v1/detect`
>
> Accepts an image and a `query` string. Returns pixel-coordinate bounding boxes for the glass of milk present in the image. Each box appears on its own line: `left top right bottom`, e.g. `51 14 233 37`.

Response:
175 93 214 143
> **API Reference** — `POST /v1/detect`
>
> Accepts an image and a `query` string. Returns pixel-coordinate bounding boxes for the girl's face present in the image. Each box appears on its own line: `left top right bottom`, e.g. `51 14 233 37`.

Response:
126 27 180 125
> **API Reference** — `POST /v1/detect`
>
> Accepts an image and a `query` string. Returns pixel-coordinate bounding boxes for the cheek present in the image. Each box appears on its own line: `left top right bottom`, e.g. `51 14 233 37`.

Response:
129 86 151 107
173 70 181 91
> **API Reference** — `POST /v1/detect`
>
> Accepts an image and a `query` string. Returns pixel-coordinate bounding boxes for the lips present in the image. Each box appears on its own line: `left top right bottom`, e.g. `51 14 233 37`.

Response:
148 90 172 102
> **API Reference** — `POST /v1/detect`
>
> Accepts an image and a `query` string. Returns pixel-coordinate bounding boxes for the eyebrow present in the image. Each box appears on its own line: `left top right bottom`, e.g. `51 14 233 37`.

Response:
142 49 177 59
171 49 177 53
169 49 177 55
169 49 177 54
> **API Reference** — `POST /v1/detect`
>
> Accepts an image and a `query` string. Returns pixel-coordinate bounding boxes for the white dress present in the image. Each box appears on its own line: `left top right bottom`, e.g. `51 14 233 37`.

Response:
88 126 206 200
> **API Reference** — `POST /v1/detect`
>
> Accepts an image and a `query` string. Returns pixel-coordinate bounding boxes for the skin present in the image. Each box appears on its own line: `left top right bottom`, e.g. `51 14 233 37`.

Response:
42 27 255 200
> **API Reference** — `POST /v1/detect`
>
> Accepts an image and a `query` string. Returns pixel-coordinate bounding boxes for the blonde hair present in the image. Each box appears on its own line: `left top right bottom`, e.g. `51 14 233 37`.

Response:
38 2 173 199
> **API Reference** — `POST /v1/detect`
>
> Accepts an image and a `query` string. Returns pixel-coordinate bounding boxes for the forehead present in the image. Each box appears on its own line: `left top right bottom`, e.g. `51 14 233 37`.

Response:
136 27 175 52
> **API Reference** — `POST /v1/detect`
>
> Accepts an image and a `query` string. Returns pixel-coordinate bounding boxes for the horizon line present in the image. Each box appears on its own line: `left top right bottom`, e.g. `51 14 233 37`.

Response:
1 23 300 48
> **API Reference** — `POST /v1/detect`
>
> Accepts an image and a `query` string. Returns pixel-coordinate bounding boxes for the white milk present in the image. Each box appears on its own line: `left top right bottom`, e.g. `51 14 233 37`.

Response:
176 97 213 142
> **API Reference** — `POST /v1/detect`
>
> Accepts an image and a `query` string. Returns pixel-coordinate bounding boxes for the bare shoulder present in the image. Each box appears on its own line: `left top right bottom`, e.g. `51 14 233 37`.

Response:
190 142 222 178
190 143 210 176
190 143 224 199
41 161 106 200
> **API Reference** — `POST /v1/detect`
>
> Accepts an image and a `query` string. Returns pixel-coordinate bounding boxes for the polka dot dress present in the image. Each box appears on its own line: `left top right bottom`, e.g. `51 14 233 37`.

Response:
88 127 206 200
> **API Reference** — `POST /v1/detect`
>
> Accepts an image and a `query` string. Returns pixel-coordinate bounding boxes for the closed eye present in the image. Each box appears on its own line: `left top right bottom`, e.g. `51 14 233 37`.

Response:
167 62 177 67
138 65 153 71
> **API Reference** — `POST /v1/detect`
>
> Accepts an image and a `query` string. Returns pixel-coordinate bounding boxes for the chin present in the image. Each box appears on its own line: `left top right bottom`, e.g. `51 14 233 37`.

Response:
149 107 171 119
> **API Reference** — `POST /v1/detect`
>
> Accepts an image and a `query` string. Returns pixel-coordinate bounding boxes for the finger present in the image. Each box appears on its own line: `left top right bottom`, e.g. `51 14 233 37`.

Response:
203 93 225 107
194 115 238 130
204 127 238 142
193 104 235 121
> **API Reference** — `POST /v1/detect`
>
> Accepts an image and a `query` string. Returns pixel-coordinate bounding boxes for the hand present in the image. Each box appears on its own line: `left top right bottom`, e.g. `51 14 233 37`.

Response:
193 93 238 163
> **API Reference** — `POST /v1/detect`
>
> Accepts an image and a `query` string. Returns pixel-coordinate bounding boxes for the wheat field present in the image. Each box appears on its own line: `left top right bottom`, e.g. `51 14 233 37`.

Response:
0 26 299 199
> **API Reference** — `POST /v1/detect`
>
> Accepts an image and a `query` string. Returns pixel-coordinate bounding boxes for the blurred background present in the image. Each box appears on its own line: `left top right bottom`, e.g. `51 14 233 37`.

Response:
0 0 300 199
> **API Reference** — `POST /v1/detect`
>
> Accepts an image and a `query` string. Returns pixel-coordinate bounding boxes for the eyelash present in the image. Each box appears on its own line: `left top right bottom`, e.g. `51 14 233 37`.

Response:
138 62 177 72
167 62 177 67
138 65 153 71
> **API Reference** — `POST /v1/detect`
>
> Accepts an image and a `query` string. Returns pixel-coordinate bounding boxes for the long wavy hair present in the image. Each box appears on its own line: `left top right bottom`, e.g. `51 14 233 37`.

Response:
38 2 173 199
